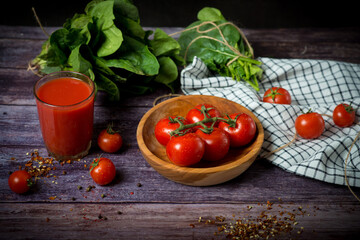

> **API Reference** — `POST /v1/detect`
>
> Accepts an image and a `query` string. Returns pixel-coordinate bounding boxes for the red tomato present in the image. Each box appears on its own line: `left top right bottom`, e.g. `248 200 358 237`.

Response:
97 125 123 153
90 157 116 185
166 133 205 167
333 103 356 127
263 87 291 104
295 112 325 139
154 116 190 146
195 128 230 161
8 170 33 194
186 104 221 129
218 113 257 147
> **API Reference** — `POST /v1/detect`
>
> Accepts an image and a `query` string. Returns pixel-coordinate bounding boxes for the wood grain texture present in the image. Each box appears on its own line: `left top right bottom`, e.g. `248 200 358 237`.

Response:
0 68 176 106
1 27 359 71
1 26 360 239
137 95 264 186
0 203 359 240
1 144 359 204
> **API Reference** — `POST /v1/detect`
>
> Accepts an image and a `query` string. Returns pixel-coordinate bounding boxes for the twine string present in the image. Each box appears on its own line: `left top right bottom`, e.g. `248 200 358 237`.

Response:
28 7 49 75
152 93 184 107
32 7 49 37
27 62 42 77
169 21 254 67
344 126 360 202
261 132 297 159
262 114 360 202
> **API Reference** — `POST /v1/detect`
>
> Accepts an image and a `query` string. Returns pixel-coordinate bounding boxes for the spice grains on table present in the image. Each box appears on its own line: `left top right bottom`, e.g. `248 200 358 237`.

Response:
0 25 360 239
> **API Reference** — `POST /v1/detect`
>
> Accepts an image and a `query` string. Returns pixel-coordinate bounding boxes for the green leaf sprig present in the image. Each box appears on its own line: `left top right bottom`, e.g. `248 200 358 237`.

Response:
176 7 263 91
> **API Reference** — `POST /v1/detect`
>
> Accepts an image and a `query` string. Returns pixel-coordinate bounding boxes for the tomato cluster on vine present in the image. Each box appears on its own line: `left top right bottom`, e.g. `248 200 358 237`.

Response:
154 104 257 167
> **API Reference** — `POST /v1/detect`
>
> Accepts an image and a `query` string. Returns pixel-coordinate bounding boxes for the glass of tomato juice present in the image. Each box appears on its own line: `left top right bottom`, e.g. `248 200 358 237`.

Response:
34 71 95 160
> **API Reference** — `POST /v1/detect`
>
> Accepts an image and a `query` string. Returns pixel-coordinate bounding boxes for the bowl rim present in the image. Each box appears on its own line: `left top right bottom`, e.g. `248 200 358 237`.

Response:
136 94 264 174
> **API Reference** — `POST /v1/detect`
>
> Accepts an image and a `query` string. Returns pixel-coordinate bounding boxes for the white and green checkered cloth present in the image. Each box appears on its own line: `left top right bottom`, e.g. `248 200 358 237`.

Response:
181 56 360 187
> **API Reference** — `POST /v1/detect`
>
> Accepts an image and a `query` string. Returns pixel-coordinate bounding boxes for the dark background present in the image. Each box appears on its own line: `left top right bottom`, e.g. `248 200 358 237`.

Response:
1 0 358 28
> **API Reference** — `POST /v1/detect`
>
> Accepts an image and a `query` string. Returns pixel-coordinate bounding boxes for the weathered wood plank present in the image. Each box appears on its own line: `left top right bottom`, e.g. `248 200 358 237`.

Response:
0 104 359 204
0 25 58 39
0 203 359 240
1 38 359 70
0 38 43 69
1 25 359 43
1 27 359 71
0 68 38 105
251 41 360 63
1 147 359 204
243 27 360 43
0 105 148 146
0 68 176 106
1 25 360 239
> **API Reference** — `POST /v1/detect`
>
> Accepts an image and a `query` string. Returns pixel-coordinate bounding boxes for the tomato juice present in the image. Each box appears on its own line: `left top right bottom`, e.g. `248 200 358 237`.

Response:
34 72 95 160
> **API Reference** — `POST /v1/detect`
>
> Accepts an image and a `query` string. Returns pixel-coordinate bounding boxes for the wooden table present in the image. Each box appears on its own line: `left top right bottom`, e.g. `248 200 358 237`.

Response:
0 25 360 239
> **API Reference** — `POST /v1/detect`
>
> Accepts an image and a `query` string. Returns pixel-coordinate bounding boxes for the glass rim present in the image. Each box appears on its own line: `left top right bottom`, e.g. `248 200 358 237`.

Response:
34 71 96 108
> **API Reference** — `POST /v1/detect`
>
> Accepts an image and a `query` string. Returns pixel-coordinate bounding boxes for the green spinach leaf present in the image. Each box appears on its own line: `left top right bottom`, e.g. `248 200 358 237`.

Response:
68 45 95 80
106 35 159 76
150 28 181 57
31 0 183 100
95 71 120 101
154 56 178 92
86 0 123 57
197 7 225 21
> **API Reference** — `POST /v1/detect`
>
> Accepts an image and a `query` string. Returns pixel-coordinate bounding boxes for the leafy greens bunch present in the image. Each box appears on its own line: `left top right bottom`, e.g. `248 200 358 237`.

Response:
31 0 183 100
177 7 262 91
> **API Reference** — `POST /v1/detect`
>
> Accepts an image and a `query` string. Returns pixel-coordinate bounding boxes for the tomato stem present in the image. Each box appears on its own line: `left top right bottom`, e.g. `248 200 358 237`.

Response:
343 104 354 113
301 108 313 114
264 87 283 101
27 178 34 188
170 106 236 136
90 157 100 173
106 122 118 135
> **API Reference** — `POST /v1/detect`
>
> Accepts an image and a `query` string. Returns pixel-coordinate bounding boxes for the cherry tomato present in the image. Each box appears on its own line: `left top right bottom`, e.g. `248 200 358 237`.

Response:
333 103 355 127
195 128 230 161
166 133 205 167
154 116 190 146
295 111 325 139
8 170 33 194
90 157 116 185
98 125 123 153
263 87 291 104
218 113 257 147
186 104 221 129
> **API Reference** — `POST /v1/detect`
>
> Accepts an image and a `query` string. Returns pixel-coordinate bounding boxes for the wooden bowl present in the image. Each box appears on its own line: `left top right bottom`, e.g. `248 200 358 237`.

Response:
136 95 264 186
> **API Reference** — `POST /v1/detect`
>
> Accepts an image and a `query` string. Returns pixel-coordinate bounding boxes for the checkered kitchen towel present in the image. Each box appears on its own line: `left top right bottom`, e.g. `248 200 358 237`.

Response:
181 56 360 187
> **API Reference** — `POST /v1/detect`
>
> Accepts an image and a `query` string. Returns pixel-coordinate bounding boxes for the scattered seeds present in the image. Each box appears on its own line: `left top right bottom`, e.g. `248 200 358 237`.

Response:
86 185 95 192
98 214 107 220
194 200 315 239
